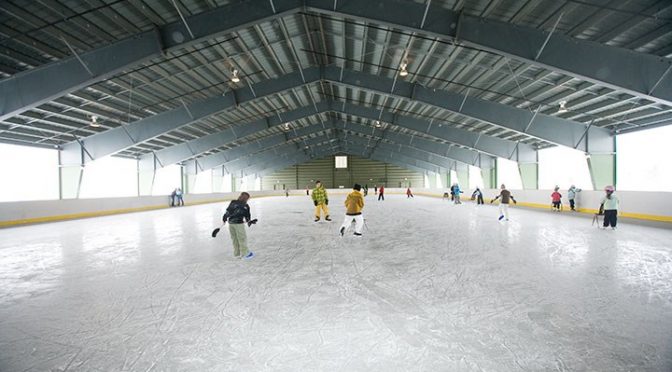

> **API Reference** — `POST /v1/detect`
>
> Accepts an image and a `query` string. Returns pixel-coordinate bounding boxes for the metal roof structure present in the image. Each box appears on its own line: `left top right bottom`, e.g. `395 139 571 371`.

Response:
1 0 671 175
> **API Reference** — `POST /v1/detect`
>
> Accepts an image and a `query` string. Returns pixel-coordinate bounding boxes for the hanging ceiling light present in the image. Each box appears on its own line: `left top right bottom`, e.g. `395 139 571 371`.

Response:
231 69 240 83
399 62 409 77
557 100 568 114
90 115 100 128
284 122 291 131
375 120 382 128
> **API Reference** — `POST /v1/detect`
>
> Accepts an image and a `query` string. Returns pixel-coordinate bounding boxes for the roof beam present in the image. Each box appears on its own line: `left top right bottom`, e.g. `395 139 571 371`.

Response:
307 0 672 107
61 69 312 165
0 0 300 122
321 66 612 152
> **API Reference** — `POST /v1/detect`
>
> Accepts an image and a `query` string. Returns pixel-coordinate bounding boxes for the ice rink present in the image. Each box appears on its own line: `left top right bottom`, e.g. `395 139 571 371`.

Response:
1 194 671 371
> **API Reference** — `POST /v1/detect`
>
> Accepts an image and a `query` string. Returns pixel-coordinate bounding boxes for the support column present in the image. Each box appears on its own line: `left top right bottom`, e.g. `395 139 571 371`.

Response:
138 170 155 196
59 165 83 199
212 166 225 193
482 162 497 189
519 162 538 190
588 154 616 190
58 145 85 199
456 164 469 189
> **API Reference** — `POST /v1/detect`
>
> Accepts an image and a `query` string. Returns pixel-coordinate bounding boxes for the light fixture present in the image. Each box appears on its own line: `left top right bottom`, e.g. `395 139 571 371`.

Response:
284 122 291 130
557 100 568 114
231 69 240 83
90 115 100 128
399 62 409 77
375 120 382 128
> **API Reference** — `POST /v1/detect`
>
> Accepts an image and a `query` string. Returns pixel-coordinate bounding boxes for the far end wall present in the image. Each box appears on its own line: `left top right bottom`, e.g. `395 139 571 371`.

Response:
261 155 424 190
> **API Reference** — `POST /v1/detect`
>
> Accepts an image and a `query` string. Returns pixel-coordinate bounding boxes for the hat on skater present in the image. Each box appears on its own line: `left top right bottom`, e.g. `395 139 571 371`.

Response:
604 185 615 192
353 184 362 191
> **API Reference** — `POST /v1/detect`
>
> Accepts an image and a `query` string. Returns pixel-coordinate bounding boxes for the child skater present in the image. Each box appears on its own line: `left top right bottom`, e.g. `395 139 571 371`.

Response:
222 192 256 260
568 185 581 211
600 185 620 230
491 184 517 221
340 184 365 237
472 187 484 205
406 187 414 198
311 180 331 222
551 186 562 211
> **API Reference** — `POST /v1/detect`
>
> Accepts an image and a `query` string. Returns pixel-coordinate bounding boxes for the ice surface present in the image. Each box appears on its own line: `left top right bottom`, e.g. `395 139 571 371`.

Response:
1 194 671 371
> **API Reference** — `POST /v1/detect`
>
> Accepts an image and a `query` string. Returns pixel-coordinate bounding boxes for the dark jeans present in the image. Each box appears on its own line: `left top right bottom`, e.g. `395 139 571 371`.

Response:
477 195 484 204
603 209 617 227
378 193 384 201
569 199 575 210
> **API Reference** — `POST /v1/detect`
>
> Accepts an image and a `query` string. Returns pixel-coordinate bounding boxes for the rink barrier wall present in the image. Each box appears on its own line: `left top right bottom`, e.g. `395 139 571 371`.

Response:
0 191 289 228
1 188 670 227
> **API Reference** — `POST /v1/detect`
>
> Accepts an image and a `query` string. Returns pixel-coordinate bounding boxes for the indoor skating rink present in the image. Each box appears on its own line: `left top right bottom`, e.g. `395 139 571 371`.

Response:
1 194 671 372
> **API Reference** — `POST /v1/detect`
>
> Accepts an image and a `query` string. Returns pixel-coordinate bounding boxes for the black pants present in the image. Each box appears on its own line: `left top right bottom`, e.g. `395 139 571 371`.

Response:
603 210 617 227
569 199 575 210
477 195 484 205
378 193 384 201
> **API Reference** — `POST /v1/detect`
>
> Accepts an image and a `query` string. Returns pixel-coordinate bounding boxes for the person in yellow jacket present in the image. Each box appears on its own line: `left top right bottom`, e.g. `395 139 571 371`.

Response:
311 180 331 222
340 184 365 237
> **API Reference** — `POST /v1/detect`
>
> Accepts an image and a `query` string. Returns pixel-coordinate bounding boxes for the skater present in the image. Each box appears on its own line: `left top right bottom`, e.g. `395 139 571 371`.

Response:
170 188 177 207
285 189 289 197
175 188 184 206
340 184 365 237
472 187 484 205
450 185 455 201
568 185 581 211
377 185 385 201
364 184 369 196
406 187 414 198
374 185 378 194
491 184 517 221
600 185 620 230
551 187 562 211
222 192 255 260
453 183 463 204
306 187 309 196
311 180 331 222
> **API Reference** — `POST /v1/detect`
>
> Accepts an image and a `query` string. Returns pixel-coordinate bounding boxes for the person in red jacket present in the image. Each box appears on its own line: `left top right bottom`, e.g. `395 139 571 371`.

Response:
406 187 414 198
551 186 562 212
378 185 385 201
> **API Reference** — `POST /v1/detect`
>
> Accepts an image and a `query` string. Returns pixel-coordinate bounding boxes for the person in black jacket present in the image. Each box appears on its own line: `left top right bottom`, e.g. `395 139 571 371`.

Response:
222 192 255 260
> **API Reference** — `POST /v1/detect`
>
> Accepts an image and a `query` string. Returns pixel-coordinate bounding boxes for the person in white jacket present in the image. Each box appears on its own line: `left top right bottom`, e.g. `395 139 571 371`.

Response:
568 185 581 211
600 185 620 230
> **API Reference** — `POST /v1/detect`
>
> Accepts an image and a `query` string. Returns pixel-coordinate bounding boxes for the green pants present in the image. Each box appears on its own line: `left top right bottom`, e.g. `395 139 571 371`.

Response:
228 223 248 257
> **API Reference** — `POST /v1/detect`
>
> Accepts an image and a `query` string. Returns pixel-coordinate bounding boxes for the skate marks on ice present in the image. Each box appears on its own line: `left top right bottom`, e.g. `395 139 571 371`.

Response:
0 196 671 370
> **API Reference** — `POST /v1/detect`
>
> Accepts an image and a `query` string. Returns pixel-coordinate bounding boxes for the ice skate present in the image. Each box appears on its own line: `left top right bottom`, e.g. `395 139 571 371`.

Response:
314 217 320 222
325 216 332 221
354 232 363 237
243 252 255 260
339 226 345 237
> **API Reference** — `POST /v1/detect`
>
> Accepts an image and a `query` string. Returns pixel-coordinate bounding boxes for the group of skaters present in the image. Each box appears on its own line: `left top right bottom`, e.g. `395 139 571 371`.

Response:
217 181 622 260
550 185 581 212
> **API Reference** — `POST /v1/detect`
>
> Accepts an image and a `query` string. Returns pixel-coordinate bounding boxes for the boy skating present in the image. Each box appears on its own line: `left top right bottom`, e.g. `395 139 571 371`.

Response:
472 187 484 205
568 185 581 211
222 192 256 260
311 180 331 222
340 184 365 237
378 185 385 201
600 185 620 230
406 187 414 198
491 184 517 221
551 187 562 211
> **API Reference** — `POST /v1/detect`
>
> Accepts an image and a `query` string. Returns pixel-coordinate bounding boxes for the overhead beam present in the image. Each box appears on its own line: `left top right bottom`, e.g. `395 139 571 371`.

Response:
320 66 613 152
138 102 330 171
307 0 672 106
0 0 299 122
7 0 670 127
61 69 313 165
